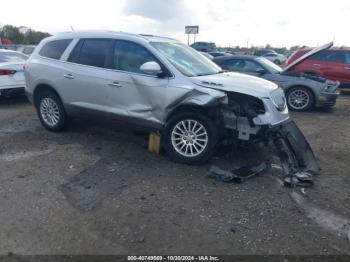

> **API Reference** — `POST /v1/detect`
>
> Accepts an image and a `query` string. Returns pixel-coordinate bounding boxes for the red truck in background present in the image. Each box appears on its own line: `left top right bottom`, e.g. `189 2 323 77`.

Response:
286 46 350 88
0 37 13 45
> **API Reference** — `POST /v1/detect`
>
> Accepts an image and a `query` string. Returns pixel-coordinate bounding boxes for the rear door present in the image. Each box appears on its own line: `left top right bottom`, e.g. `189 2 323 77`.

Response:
60 38 114 113
320 50 347 82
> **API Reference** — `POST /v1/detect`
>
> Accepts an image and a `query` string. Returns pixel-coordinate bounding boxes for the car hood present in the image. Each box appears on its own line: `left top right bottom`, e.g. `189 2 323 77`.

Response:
190 72 278 98
283 42 333 73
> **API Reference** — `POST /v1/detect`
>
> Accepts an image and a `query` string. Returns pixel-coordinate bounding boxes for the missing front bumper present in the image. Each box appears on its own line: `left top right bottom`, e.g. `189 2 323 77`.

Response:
273 120 320 186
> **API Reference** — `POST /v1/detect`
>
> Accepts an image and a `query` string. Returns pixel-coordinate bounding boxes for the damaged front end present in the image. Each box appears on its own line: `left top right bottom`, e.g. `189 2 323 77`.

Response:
219 90 320 185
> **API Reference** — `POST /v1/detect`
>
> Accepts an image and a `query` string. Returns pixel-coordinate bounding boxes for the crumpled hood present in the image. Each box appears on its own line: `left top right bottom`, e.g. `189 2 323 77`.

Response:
190 72 278 98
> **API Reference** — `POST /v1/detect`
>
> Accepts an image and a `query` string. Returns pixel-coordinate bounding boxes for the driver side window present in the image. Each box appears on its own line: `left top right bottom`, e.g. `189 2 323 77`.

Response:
221 59 263 73
221 59 241 71
242 60 264 73
114 40 157 75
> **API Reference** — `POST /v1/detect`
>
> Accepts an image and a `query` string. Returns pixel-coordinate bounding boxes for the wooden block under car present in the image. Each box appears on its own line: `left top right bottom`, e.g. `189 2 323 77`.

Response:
148 132 161 154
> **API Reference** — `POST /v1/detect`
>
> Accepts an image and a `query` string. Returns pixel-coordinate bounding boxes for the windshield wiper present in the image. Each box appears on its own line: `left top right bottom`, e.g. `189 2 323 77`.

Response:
195 70 226 77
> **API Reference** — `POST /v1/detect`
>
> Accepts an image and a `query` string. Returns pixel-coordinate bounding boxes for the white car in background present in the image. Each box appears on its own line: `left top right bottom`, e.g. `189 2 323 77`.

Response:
0 50 27 98
262 52 287 65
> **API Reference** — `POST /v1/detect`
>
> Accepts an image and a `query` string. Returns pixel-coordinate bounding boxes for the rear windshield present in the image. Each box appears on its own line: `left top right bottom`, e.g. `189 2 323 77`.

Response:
0 51 28 62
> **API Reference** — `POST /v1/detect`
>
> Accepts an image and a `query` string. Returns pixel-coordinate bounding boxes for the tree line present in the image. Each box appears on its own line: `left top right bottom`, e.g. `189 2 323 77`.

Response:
0 24 51 45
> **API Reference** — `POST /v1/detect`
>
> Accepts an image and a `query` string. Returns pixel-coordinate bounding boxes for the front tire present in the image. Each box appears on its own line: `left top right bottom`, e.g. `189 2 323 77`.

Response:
286 86 314 111
163 113 218 165
36 90 68 131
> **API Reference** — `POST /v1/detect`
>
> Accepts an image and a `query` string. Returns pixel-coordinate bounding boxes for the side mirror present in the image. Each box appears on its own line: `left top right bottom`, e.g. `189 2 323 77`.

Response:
139 61 162 76
256 68 266 75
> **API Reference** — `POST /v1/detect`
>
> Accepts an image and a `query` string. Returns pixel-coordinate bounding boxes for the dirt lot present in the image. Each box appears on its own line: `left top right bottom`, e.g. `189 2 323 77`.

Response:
0 95 349 255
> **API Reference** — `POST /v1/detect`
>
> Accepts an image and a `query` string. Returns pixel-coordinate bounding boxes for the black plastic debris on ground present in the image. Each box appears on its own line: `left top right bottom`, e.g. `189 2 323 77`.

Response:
208 162 268 183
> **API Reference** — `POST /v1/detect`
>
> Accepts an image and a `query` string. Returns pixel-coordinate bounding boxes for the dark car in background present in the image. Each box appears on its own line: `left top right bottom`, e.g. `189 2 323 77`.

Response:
208 51 233 58
286 45 350 88
191 42 217 52
214 44 340 111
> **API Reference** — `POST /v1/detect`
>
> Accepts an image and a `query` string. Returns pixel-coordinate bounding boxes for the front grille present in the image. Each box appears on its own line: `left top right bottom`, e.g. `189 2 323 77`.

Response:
227 93 265 116
249 99 265 114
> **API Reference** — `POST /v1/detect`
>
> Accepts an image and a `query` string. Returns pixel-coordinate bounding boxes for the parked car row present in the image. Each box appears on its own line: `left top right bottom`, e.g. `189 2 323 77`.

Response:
213 46 340 111
191 41 345 110
286 47 350 88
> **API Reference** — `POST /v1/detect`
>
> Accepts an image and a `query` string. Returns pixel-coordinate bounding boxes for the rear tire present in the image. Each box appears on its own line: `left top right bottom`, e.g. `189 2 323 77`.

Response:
36 90 68 131
286 86 314 111
163 112 218 165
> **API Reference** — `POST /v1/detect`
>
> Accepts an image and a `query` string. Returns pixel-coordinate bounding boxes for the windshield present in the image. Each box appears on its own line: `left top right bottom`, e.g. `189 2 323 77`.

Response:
257 57 282 73
0 51 28 63
151 42 222 77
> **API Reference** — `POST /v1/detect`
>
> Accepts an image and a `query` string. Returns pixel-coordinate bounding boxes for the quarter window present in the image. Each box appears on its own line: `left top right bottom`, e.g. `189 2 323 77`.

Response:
39 39 72 59
114 40 157 75
68 39 112 68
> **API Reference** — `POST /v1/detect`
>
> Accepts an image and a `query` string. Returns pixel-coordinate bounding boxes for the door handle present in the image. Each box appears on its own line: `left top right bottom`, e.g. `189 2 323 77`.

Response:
345 67 350 70
63 73 74 79
108 81 122 88
313 64 321 67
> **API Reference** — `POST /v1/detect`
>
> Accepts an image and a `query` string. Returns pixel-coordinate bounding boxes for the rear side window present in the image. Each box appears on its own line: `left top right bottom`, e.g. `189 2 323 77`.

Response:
220 59 239 70
113 40 157 75
345 52 350 64
39 39 72 59
324 51 345 63
68 39 112 68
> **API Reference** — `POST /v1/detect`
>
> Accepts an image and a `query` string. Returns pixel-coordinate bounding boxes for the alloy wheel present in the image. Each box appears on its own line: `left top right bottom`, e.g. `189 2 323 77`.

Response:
288 89 310 110
40 97 60 127
171 119 208 157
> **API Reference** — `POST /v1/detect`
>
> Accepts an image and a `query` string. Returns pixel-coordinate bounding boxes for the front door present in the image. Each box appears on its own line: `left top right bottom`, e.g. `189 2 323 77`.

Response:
104 40 170 125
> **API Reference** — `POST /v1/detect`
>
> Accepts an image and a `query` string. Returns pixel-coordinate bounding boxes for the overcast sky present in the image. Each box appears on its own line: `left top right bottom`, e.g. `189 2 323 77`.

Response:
1 0 349 47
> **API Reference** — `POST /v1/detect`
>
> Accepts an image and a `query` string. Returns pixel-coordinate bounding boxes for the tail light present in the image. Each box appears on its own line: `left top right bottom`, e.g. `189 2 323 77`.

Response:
0 69 16 75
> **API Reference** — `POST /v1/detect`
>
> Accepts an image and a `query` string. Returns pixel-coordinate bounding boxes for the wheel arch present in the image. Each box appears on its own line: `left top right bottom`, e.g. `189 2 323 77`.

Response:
166 103 222 125
33 84 63 107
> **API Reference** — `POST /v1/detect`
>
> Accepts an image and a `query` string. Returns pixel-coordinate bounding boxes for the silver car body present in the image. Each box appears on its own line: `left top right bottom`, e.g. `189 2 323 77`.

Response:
25 31 289 141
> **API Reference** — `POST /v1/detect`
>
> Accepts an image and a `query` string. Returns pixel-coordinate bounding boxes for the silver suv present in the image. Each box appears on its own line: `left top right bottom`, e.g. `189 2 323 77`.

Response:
25 31 314 167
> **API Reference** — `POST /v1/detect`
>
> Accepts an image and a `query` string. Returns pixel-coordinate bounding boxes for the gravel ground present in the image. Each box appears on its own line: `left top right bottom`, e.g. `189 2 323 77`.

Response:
0 95 349 255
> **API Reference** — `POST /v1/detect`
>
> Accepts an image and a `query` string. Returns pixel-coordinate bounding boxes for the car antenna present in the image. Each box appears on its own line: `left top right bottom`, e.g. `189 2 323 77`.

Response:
70 26 75 31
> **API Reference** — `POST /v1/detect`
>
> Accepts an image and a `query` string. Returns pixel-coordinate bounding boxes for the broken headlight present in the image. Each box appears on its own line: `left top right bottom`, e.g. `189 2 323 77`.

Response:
270 88 286 111
322 80 339 93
